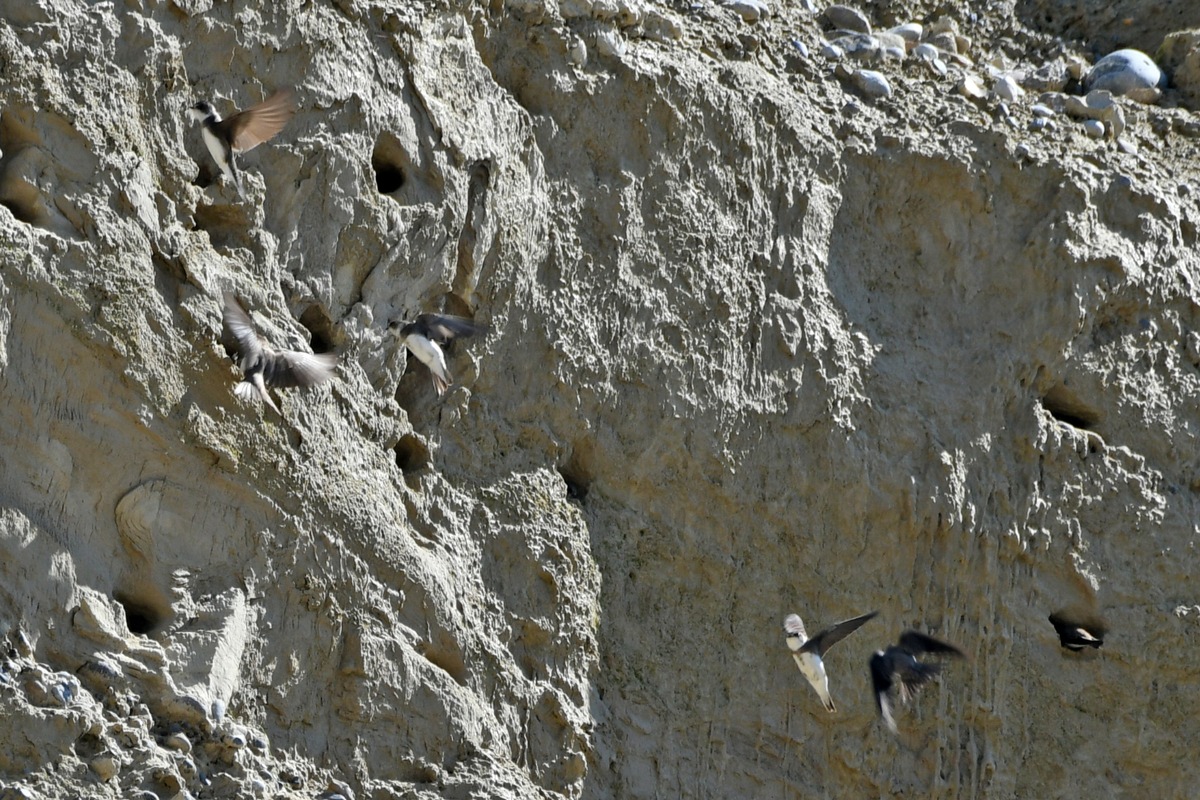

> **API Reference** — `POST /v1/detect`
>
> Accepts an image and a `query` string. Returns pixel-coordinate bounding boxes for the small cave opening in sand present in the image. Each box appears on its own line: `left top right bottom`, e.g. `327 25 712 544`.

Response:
113 588 171 636
0 111 44 226
394 434 430 474
558 440 595 502
299 304 337 353
1042 384 1103 431
371 131 408 195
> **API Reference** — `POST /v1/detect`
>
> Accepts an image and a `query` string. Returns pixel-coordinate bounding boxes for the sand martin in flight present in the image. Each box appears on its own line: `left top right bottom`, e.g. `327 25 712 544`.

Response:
222 292 337 414
188 89 295 199
869 630 964 733
784 610 877 712
388 313 487 396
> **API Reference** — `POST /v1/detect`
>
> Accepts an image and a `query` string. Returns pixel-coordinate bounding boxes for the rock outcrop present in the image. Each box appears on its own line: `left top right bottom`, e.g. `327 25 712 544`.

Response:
1 0 1198 798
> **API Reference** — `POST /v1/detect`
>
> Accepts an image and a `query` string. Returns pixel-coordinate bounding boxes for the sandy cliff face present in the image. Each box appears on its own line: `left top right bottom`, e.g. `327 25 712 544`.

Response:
0 0 1198 798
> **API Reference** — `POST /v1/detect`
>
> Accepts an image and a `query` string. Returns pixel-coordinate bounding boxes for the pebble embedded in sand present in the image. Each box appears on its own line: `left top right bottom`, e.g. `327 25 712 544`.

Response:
821 42 845 60
90 754 119 781
176 756 198 780
164 732 192 753
829 33 881 61
823 4 870 33
1084 49 1162 99
595 28 626 58
912 43 947 76
874 32 907 60
568 36 587 66
926 32 958 54
1065 89 1114 120
153 766 184 793
1082 119 1106 138
222 727 248 749
889 23 922 48
851 69 892 98
723 0 769 22
994 75 1024 102
957 74 987 99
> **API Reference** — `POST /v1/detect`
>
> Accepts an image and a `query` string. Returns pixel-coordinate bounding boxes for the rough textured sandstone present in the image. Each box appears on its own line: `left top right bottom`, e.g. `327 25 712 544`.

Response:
1 0 1199 798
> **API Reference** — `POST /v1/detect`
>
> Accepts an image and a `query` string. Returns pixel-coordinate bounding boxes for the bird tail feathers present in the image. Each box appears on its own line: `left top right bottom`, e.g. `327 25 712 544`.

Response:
234 381 258 403
898 662 941 702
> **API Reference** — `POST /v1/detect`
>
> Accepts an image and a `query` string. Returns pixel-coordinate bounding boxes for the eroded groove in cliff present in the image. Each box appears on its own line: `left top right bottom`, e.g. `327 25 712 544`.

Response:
452 160 491 304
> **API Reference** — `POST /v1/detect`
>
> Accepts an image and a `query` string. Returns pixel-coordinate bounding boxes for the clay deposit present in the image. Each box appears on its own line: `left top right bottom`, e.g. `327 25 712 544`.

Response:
1 0 1199 798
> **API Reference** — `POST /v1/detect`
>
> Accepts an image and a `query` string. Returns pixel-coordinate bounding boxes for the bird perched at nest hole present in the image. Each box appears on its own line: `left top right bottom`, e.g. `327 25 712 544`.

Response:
187 89 295 200
784 610 877 713
389 313 488 396
869 630 964 734
222 292 338 415
1049 610 1107 651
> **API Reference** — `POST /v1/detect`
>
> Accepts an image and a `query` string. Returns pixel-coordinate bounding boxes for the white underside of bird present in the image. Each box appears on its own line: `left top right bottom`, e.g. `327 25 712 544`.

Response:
790 648 836 712
234 372 280 415
200 125 242 195
403 333 452 394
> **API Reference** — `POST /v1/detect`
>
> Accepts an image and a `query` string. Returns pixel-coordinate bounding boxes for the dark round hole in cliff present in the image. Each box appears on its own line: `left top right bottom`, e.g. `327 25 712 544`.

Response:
193 203 251 251
0 193 38 225
395 434 430 473
113 590 168 636
0 112 45 226
192 161 216 189
299 304 337 353
371 132 408 195
558 469 589 502
1042 384 1103 431
558 441 594 503
374 162 405 194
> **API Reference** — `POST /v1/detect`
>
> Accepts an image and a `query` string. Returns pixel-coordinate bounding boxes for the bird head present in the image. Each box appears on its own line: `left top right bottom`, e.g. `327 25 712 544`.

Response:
782 614 807 648
387 318 413 337
187 101 215 122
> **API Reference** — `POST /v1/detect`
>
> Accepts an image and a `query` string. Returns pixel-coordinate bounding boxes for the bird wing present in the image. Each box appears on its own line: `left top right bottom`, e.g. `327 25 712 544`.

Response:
222 293 263 361
416 313 488 343
219 89 295 153
260 350 338 389
783 614 807 640
898 630 964 658
869 652 898 733
894 659 941 699
801 610 879 656
1049 611 1108 639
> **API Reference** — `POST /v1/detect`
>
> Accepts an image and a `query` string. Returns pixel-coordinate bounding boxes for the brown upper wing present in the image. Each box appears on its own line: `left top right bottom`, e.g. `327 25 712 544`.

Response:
260 350 338 389
801 610 878 656
223 292 263 360
417 313 489 343
218 89 295 153
897 630 965 658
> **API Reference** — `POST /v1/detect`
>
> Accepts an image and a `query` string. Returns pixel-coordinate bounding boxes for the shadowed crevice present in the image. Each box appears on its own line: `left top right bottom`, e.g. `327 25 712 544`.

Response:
299 304 337 353
1042 383 1103 431
113 588 171 636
